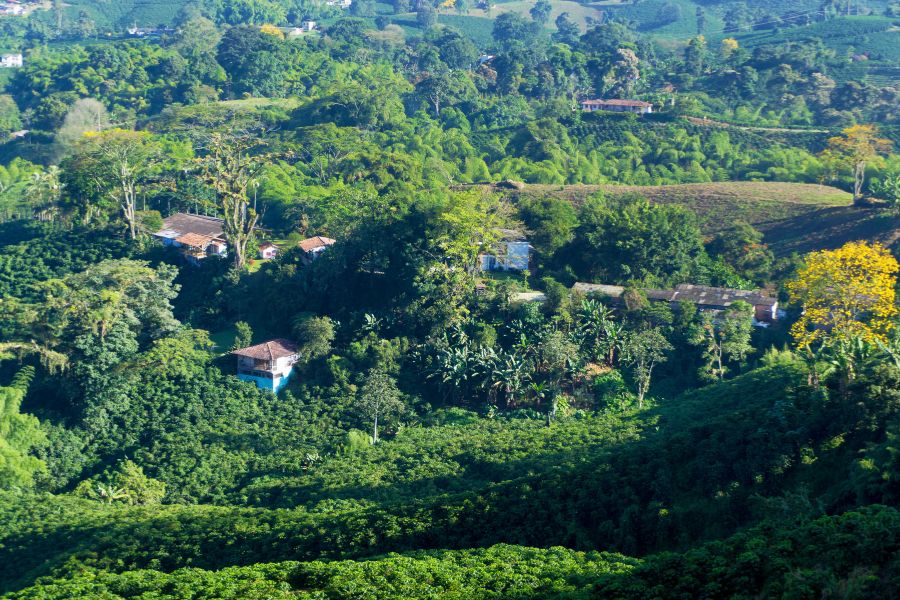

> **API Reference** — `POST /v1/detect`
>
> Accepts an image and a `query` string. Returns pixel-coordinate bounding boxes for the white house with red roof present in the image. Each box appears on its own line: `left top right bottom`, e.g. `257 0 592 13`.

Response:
231 338 300 393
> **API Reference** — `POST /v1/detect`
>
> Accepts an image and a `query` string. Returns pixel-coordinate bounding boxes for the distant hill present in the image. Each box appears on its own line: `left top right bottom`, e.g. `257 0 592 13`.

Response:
474 181 898 256
50 0 189 29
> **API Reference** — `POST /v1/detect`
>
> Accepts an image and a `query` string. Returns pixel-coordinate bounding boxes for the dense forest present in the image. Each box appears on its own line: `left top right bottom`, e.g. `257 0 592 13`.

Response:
0 0 898 597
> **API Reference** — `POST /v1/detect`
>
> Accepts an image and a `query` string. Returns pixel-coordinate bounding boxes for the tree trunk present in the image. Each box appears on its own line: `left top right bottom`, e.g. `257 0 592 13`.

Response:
373 413 379 444
853 160 866 205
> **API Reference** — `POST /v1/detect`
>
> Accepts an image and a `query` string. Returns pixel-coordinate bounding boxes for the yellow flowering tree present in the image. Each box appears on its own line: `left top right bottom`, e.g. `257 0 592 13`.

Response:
788 241 898 350
720 38 739 59
259 24 284 39
820 124 892 205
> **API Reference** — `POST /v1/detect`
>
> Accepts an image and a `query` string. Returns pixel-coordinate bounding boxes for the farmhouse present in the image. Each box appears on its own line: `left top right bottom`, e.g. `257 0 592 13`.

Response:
573 282 779 325
298 235 336 263
259 242 278 259
479 229 531 272
232 339 299 393
0 2 24 16
126 25 173 37
580 99 653 115
0 53 22 68
153 212 228 264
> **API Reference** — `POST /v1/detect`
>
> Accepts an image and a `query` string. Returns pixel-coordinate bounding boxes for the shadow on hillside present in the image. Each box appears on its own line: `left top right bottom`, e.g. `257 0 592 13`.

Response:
0 366 822 592
760 206 899 255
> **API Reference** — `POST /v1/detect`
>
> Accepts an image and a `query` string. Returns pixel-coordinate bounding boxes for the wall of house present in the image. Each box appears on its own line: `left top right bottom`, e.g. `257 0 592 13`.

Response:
755 303 778 322
506 241 530 271
237 368 294 393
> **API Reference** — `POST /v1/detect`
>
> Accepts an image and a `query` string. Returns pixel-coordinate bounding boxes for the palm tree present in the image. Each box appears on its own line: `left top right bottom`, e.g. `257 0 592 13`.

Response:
97 484 130 504
26 167 63 222
577 299 625 366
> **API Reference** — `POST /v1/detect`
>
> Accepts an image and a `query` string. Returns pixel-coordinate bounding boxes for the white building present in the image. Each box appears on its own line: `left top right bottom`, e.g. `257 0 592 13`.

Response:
1 3 25 16
232 339 300 393
479 229 531 272
0 53 23 68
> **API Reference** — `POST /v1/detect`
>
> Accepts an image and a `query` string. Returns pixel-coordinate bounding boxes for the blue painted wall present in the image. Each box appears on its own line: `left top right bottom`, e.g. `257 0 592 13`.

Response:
237 368 294 393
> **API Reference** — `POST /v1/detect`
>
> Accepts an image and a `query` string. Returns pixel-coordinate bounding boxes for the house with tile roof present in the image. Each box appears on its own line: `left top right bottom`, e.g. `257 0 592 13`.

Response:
259 242 278 259
231 338 300 393
153 213 228 264
297 236 336 263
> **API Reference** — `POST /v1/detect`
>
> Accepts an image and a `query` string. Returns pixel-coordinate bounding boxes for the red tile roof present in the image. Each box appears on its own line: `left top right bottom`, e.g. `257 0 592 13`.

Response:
231 339 299 361
155 213 225 240
298 236 336 252
175 233 215 248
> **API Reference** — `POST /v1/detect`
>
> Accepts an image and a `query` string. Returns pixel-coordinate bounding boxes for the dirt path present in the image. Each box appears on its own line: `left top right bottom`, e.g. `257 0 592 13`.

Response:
686 116 830 134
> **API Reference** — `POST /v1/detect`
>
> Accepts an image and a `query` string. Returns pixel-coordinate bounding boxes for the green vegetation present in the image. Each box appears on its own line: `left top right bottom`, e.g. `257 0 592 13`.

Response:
0 1 898 598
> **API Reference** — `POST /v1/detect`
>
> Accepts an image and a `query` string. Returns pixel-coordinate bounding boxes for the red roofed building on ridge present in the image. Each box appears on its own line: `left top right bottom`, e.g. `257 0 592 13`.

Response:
232 338 299 392
580 99 653 115
298 236 336 263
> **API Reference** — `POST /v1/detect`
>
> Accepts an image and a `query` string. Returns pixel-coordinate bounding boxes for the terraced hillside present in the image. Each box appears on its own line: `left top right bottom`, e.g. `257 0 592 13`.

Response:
488 181 898 256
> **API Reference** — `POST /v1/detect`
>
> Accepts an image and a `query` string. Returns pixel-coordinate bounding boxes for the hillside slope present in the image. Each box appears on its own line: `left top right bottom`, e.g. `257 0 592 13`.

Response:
482 181 898 255
5 362 895 592
5 508 900 600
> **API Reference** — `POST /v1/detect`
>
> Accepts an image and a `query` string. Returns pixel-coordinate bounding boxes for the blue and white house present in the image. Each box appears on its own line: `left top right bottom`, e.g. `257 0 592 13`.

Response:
479 229 531 272
232 339 300 393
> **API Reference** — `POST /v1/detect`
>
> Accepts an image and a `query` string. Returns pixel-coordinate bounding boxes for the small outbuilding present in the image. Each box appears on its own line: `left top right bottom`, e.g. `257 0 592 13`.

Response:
259 242 278 260
479 229 531 272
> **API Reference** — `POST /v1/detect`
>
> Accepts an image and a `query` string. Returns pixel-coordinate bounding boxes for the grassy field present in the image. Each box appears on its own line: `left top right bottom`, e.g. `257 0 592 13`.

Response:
602 0 723 38
32 0 189 29
709 16 900 62
475 0 604 31
486 181 898 256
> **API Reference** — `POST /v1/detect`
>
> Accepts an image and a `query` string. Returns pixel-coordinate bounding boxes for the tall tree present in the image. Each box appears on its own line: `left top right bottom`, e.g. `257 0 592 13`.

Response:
0 367 47 490
623 327 671 408
552 13 581 46
25 166 63 222
821 125 893 205
530 0 552 25
417 2 437 29
196 129 271 270
355 369 405 443
788 241 898 351
72 129 160 240
689 301 754 382
292 315 336 363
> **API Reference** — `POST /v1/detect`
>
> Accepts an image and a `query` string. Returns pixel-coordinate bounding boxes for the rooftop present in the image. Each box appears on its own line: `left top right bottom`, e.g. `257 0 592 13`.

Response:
174 232 215 248
572 283 625 297
574 282 776 307
581 99 653 108
155 213 225 241
670 284 777 307
231 339 299 361
298 236 336 252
